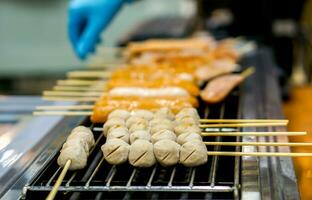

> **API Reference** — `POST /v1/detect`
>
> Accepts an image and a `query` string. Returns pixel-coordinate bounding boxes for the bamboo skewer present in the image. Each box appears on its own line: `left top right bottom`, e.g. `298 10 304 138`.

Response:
199 122 286 128
53 86 103 92
43 91 103 97
57 80 105 86
67 71 112 78
46 160 71 200
207 152 312 157
199 119 288 123
201 132 306 136
42 97 98 102
204 141 312 146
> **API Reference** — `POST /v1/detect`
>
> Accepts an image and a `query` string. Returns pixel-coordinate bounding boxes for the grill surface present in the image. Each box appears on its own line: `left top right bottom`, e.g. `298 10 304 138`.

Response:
23 92 241 200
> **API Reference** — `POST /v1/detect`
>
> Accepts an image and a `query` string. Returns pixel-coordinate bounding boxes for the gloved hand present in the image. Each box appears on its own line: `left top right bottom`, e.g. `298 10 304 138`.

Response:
68 0 126 59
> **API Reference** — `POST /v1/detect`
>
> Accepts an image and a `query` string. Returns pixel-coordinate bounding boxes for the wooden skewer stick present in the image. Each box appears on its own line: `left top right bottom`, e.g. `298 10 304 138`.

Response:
36 105 94 110
241 67 255 78
46 160 71 200
199 122 287 128
42 97 98 102
57 80 106 86
204 142 312 146
53 86 103 92
207 152 312 157
43 91 103 97
199 119 288 123
33 111 93 116
201 132 307 136
67 71 112 78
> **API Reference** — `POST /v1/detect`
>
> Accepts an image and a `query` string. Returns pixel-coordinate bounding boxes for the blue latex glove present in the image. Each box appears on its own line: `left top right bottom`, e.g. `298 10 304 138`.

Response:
68 0 126 59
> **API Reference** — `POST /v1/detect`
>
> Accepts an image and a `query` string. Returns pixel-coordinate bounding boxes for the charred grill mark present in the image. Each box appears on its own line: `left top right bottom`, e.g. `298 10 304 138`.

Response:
134 151 148 164
106 145 121 158
183 149 196 162
161 152 170 161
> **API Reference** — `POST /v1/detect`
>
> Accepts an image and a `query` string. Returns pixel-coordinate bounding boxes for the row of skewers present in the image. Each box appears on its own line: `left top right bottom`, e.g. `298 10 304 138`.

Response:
40 37 312 200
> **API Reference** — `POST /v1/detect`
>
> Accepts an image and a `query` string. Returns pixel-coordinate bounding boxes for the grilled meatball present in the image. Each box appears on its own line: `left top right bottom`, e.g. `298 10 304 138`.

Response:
57 141 88 170
180 141 207 167
128 118 150 133
150 123 174 135
151 129 176 144
103 118 126 137
130 130 151 144
149 118 173 127
129 139 156 167
67 126 95 150
175 107 200 121
175 116 200 126
101 139 130 165
108 109 131 120
174 124 201 136
132 109 154 121
126 116 147 128
177 132 203 145
154 140 180 166
153 107 175 120
106 127 130 143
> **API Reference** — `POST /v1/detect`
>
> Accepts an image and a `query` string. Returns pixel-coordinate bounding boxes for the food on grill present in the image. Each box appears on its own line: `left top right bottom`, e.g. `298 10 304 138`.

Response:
108 109 131 120
129 130 151 144
106 78 199 96
175 107 200 121
149 118 173 128
101 138 130 165
175 117 200 126
57 142 88 170
106 127 130 143
151 129 177 144
180 140 208 167
150 123 174 135
67 126 95 150
177 132 203 145
109 87 192 97
126 116 149 133
153 139 181 167
129 139 156 167
153 107 175 121
174 124 202 136
200 74 245 104
91 98 195 123
194 59 237 82
57 126 94 170
103 118 126 137
131 109 154 121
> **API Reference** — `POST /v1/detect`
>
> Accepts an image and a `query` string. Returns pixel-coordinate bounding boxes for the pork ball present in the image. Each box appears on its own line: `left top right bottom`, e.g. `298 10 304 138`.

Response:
103 118 126 137
149 118 173 127
132 109 154 121
177 132 203 145
154 139 180 166
180 141 207 167
130 130 151 144
106 127 130 143
129 139 156 167
108 109 131 120
57 144 88 170
128 118 149 133
151 129 176 144
150 123 174 135
67 127 95 150
174 124 201 136
101 138 130 165
175 108 200 121
153 107 175 120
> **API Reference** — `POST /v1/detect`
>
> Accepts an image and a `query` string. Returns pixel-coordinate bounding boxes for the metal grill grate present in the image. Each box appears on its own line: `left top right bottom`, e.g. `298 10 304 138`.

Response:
23 93 241 200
